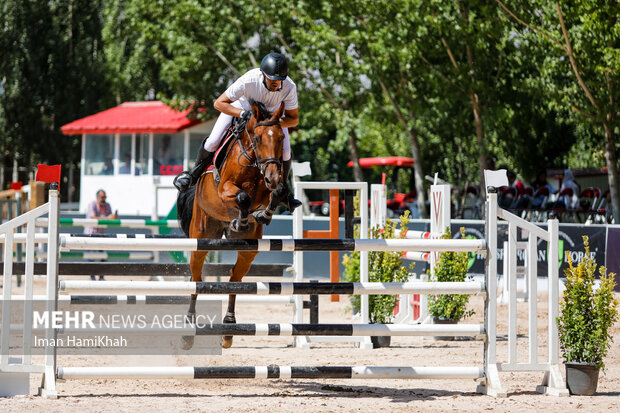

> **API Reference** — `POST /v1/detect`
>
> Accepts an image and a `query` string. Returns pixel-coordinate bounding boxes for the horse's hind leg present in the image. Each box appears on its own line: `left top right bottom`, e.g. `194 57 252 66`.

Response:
181 249 208 350
222 224 263 348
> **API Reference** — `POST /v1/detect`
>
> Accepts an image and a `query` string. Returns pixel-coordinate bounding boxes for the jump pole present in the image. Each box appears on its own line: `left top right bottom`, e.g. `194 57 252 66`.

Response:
57 366 484 380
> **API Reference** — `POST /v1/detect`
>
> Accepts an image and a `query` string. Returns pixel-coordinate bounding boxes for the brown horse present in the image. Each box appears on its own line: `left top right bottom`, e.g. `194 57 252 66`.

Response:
177 100 288 349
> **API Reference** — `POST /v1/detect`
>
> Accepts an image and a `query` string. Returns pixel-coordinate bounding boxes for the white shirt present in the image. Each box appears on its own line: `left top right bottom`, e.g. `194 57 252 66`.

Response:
225 68 298 113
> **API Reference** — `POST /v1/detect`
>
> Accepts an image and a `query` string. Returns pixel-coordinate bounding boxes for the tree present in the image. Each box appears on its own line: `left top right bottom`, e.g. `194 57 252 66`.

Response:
0 0 111 192
497 0 619 222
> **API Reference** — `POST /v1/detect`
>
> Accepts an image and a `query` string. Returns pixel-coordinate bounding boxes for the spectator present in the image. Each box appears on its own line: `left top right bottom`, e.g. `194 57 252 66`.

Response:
556 169 581 209
486 157 497 171
530 169 555 208
85 189 118 280
507 170 525 193
119 153 139 175
100 158 114 175
119 154 131 174
498 169 524 208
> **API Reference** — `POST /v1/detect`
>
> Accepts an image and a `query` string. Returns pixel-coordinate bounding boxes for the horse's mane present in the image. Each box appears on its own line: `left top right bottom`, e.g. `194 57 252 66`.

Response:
248 99 272 120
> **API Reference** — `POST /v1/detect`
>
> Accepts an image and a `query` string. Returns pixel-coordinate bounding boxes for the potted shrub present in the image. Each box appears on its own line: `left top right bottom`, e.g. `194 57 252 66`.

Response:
428 227 474 340
558 236 618 395
343 211 414 348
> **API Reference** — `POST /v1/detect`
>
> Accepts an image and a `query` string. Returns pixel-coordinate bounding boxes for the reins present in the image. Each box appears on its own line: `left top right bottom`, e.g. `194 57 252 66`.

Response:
235 118 283 175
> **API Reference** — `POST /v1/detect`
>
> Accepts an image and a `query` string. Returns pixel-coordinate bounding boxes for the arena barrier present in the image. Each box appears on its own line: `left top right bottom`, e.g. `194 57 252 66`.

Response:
0 182 568 398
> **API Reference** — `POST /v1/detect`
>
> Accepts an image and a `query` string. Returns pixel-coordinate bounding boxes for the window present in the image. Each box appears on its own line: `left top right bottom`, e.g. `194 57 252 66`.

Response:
118 135 133 175
135 134 149 175
153 133 184 175
84 134 114 175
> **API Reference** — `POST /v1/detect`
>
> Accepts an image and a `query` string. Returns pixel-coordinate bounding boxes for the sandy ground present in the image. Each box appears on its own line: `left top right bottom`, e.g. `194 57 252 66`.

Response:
1 275 619 412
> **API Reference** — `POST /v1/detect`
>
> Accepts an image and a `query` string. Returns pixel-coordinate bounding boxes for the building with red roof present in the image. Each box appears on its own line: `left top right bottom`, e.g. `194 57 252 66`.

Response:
61 101 213 216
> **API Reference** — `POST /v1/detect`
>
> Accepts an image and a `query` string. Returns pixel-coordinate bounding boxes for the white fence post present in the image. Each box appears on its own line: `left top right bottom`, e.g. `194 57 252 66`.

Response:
42 184 60 399
478 188 506 397
536 217 568 395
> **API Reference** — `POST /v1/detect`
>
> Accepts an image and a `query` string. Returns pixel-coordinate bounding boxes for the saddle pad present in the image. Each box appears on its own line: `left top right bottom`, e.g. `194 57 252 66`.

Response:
213 125 237 170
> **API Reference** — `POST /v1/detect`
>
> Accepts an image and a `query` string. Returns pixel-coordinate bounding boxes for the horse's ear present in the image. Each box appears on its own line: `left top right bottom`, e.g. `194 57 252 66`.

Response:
272 102 285 121
251 101 261 121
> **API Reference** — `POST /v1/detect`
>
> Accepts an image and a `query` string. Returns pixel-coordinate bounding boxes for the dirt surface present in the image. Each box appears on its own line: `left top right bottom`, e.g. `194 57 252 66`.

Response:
2 275 619 412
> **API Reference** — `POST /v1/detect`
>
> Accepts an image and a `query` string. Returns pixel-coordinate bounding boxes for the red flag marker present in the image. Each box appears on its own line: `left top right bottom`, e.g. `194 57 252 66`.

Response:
36 164 62 188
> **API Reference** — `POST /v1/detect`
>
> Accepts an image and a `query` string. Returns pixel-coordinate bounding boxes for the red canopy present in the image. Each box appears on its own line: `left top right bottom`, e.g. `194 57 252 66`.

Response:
61 101 201 135
347 156 414 168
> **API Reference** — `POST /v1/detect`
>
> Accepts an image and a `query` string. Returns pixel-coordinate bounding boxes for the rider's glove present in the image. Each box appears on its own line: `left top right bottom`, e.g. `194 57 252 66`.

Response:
240 110 251 122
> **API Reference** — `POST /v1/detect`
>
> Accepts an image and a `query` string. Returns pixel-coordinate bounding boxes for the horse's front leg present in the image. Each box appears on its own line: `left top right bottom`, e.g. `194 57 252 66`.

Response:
253 183 287 225
221 183 251 232
181 250 208 350
222 249 260 349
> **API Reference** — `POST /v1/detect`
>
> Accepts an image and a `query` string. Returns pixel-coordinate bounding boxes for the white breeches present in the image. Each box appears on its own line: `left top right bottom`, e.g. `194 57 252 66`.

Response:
204 101 291 161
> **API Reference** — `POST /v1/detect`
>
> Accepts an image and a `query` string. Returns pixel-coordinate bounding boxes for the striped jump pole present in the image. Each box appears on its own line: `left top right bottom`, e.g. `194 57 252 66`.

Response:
14 251 154 260
6 294 292 304
58 280 486 295
37 323 485 337
57 366 484 380
37 218 181 229
60 236 487 253
58 251 154 260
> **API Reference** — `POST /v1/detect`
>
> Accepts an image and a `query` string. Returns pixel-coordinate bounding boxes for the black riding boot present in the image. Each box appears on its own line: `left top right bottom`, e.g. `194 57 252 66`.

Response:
173 145 215 192
280 159 302 212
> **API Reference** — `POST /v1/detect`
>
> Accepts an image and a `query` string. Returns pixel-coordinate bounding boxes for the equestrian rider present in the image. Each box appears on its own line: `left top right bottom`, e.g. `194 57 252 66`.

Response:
173 52 301 211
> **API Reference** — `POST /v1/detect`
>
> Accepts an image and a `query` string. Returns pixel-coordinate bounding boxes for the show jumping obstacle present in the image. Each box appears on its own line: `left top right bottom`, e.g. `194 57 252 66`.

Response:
371 183 451 324
0 181 569 399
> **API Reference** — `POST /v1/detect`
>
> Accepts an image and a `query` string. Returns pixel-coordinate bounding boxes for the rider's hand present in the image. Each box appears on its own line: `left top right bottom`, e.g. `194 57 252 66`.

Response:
240 110 251 122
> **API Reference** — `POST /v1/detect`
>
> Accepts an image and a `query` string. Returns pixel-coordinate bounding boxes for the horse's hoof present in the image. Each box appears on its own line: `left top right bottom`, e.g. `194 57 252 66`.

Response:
230 219 249 232
222 336 233 348
181 335 195 350
253 210 272 225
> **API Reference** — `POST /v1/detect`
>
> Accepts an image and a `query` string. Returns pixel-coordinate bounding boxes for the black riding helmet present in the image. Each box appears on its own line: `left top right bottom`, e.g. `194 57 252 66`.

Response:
260 53 288 81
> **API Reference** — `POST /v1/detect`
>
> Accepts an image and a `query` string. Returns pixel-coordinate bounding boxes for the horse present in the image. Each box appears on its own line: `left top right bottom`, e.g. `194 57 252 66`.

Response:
177 100 288 349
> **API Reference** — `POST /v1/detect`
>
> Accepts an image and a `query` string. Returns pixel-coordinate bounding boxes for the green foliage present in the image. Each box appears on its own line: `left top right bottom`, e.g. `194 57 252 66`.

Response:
558 236 619 369
1 0 617 206
343 210 414 323
0 0 111 171
428 227 475 321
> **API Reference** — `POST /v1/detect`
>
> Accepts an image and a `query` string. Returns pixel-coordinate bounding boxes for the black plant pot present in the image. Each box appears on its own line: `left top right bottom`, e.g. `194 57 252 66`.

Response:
370 335 391 349
432 317 457 341
369 317 391 349
565 362 600 395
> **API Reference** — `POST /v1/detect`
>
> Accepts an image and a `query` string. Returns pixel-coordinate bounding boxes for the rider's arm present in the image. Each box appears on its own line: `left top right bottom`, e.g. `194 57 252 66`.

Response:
281 108 299 128
214 93 245 117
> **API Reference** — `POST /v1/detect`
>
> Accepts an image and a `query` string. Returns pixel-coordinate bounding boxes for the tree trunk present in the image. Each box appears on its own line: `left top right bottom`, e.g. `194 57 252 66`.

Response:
408 125 428 218
603 122 620 223
376 79 427 217
348 129 364 182
469 90 487 194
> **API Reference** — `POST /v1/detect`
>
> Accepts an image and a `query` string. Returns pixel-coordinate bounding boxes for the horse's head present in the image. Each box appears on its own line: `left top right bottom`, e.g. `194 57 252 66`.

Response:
247 100 285 191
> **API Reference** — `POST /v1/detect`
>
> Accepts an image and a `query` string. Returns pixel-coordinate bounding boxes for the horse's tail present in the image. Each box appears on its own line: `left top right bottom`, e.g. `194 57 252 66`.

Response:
176 186 196 237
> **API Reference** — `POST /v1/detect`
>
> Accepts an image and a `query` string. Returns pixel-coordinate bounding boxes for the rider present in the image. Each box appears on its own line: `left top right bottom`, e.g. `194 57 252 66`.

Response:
173 52 301 211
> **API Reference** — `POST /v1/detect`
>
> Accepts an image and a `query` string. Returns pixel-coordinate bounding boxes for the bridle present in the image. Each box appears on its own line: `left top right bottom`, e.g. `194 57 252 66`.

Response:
237 119 283 176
